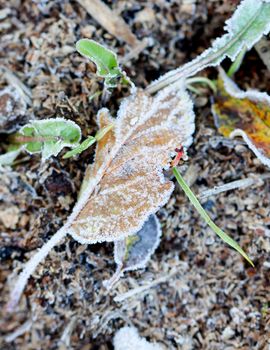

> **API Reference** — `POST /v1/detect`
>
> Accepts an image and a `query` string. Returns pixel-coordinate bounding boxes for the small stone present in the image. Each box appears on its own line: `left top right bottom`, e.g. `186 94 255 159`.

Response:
0 206 20 229
221 326 235 340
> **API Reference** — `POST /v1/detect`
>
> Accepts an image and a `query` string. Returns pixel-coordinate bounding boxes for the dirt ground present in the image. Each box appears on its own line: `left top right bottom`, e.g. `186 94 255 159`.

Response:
0 0 270 349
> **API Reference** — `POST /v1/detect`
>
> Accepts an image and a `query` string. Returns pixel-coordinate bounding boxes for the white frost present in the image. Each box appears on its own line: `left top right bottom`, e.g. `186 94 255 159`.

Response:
113 327 164 350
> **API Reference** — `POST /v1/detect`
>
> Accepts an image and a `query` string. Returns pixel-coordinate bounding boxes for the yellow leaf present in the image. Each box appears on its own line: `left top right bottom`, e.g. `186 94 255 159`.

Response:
212 68 270 167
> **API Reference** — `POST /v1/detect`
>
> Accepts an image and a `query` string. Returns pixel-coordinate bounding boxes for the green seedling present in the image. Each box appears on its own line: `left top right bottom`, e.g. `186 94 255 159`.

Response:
3 118 82 162
63 123 113 159
76 39 130 89
227 47 247 77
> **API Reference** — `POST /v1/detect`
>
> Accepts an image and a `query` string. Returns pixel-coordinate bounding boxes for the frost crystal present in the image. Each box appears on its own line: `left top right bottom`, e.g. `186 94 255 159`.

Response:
113 327 164 350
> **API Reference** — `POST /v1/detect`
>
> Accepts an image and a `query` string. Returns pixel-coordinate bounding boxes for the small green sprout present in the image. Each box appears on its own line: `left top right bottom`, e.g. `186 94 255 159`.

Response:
0 118 81 165
76 39 131 89
227 47 247 77
63 136 96 159
63 123 113 159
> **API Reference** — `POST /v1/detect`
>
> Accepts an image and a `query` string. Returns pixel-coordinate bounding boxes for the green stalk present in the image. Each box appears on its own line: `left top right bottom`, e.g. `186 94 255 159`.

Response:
186 77 217 93
172 167 254 267
227 47 246 77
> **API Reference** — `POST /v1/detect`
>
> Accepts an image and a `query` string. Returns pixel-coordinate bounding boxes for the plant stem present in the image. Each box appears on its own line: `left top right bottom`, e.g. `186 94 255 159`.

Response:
172 167 254 267
186 77 217 93
227 47 246 77
9 134 59 144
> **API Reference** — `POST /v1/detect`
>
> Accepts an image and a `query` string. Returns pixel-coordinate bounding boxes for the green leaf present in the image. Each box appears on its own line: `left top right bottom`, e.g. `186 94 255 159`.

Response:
76 39 123 88
147 0 270 93
63 123 113 159
63 136 96 159
95 123 114 141
20 118 81 160
172 167 254 267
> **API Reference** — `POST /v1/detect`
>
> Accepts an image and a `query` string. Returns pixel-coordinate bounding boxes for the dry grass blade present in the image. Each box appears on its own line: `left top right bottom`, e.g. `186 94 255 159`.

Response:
76 0 140 48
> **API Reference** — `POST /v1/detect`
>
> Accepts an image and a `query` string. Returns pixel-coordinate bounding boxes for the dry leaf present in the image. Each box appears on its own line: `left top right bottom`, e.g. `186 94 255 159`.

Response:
76 0 140 48
104 214 161 289
212 68 270 167
69 84 195 244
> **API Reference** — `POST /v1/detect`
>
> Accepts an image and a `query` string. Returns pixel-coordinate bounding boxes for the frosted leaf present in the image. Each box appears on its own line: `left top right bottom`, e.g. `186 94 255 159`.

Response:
113 327 164 350
148 0 270 92
69 83 195 244
6 83 195 311
213 68 270 168
104 215 161 288
19 118 81 161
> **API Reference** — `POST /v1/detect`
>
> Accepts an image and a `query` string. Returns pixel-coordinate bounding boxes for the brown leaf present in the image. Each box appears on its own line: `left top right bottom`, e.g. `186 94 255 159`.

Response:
69 84 195 244
212 68 270 168
76 0 140 48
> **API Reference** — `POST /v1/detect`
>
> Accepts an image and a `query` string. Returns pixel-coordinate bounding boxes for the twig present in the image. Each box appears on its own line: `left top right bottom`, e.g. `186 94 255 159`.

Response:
59 317 77 347
114 266 181 302
198 174 270 200
119 38 149 64
76 0 140 48
5 320 32 343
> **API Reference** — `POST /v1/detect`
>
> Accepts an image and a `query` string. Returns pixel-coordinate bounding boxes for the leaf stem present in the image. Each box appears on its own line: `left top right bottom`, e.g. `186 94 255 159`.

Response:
186 76 217 93
172 167 254 267
227 47 246 77
9 134 59 144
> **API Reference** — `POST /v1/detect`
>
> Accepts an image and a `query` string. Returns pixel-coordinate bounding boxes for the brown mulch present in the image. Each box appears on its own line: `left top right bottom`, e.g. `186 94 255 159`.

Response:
0 0 270 349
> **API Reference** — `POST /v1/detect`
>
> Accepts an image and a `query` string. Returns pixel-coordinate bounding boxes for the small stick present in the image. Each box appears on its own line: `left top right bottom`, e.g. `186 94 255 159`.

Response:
198 174 270 200
5 320 33 343
114 267 179 302
76 0 140 48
